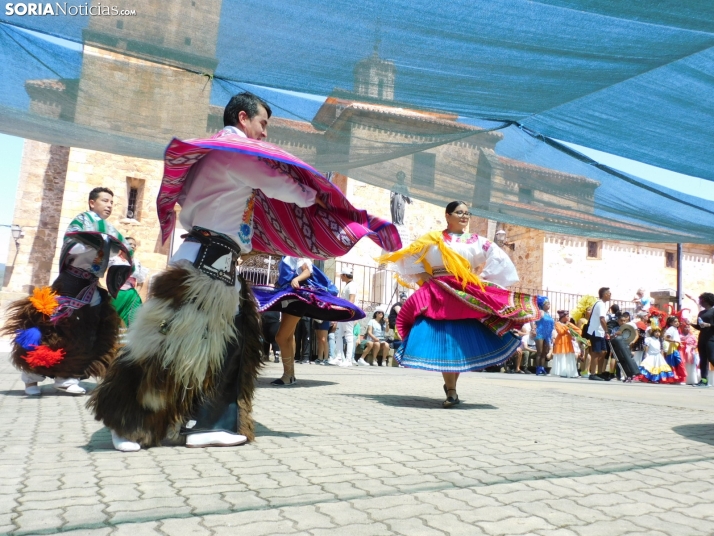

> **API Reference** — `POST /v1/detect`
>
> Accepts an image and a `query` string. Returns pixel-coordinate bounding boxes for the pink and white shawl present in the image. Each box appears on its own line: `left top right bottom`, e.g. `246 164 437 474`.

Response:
157 131 402 258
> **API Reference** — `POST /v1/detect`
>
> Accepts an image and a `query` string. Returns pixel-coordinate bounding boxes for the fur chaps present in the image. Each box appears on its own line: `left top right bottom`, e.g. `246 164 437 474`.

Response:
87 262 263 447
2 283 120 379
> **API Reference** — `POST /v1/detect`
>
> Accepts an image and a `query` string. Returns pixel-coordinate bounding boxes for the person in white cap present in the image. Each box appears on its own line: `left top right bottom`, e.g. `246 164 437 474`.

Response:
330 271 358 366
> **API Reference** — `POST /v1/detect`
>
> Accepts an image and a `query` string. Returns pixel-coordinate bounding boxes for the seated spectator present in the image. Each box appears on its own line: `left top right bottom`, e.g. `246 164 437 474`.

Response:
365 310 390 366
514 321 536 373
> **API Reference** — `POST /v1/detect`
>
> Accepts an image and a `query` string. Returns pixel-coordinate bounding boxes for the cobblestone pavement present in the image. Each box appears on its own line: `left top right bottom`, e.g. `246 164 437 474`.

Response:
2 354 714 536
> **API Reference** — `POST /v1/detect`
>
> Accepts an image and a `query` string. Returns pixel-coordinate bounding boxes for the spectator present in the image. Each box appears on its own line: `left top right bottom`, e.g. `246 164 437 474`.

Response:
680 320 700 385
515 321 536 373
632 312 649 363
633 288 651 313
327 322 337 363
355 322 374 366
692 292 714 388
534 296 554 376
586 287 611 381
551 310 581 378
663 316 686 383
331 270 357 367
351 322 366 365
638 327 675 383
261 311 281 363
314 318 330 365
578 306 593 377
365 310 390 366
388 292 407 331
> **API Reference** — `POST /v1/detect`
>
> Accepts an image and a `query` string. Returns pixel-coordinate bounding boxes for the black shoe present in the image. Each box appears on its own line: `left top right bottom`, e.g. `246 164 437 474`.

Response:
589 374 605 381
270 376 296 386
443 389 460 408
693 380 710 388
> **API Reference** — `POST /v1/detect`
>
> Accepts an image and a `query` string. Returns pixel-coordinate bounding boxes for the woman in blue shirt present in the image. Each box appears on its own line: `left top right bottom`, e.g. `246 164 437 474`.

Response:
534 296 555 376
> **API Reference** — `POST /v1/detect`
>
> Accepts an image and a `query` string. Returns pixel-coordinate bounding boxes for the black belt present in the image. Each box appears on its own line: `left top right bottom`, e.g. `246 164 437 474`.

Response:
186 227 242 286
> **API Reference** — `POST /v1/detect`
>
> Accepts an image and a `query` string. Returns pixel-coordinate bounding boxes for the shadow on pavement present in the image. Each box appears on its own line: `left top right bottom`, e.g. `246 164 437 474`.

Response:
85 427 114 451
255 423 313 438
672 424 714 446
346 394 497 410
256 378 338 388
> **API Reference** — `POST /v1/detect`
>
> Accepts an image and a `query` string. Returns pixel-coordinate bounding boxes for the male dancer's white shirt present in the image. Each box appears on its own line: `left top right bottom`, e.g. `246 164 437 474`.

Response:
178 126 317 254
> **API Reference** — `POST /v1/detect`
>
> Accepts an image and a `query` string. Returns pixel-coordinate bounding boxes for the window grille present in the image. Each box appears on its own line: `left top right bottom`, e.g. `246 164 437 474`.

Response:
127 187 138 219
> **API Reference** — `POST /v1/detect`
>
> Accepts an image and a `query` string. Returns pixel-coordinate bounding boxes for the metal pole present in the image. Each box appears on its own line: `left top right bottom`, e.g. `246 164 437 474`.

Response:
676 243 683 310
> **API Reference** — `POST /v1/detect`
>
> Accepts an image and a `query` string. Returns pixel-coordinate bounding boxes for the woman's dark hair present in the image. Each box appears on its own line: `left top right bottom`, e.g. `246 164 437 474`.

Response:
610 304 620 314
372 310 386 326
445 200 469 214
666 315 678 326
699 292 714 307
223 92 272 127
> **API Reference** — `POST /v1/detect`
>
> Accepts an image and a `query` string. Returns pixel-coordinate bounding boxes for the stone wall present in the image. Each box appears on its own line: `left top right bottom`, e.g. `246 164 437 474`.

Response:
540 234 714 305
502 224 545 291
47 148 168 296
3 140 70 294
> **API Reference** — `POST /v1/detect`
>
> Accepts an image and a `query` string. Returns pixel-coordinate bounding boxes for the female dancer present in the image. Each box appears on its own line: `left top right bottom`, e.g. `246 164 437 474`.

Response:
252 256 364 384
534 296 554 376
378 201 540 407
551 310 582 378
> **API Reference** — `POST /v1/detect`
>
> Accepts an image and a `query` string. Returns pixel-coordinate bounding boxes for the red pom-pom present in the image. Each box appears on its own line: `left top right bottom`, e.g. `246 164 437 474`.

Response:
23 345 65 368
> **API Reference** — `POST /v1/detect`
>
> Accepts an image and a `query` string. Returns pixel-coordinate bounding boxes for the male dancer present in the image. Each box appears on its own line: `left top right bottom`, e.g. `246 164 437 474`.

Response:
4 187 132 396
89 93 325 451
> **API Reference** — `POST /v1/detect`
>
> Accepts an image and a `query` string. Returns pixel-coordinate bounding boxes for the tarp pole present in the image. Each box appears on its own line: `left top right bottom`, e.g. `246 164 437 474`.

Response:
676 243 683 310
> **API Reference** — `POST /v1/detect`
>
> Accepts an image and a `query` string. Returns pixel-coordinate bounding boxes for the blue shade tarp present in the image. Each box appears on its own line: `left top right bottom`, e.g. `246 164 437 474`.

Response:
1 0 714 242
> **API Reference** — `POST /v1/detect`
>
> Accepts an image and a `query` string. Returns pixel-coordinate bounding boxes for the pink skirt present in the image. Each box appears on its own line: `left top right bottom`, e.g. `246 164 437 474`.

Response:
396 276 541 339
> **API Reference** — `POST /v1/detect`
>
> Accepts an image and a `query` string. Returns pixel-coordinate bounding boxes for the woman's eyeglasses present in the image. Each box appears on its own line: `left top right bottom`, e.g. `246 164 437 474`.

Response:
450 211 471 217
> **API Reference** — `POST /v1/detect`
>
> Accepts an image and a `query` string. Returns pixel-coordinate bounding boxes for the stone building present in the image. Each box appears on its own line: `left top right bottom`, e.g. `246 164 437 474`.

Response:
2 4 712 316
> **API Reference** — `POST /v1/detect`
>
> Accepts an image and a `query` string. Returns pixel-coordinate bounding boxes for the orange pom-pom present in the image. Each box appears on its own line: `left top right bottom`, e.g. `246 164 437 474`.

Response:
29 287 59 316
23 345 65 368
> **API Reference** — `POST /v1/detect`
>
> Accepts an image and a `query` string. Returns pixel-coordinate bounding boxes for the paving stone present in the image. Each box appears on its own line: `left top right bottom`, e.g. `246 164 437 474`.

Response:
62 503 108 527
4 357 714 536
159 517 212 536
13 508 65 533
280 504 335 530
476 515 556 535
112 521 162 535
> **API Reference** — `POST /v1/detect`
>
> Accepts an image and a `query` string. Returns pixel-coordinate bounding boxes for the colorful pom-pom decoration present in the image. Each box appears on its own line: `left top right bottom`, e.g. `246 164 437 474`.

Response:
29 287 59 316
23 345 65 368
15 327 42 351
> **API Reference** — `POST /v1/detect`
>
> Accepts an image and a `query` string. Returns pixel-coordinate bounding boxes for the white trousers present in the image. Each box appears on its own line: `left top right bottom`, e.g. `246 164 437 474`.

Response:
335 321 355 362
21 371 79 386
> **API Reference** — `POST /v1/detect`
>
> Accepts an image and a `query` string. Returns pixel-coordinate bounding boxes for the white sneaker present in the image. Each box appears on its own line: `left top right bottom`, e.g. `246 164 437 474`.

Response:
24 384 41 396
111 430 141 452
357 358 369 367
185 431 247 448
327 358 340 366
54 378 86 395
351 359 358 365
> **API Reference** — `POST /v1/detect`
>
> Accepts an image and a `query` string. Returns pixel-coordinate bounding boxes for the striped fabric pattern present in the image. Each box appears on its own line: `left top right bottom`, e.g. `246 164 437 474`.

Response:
157 132 402 258
396 317 522 373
